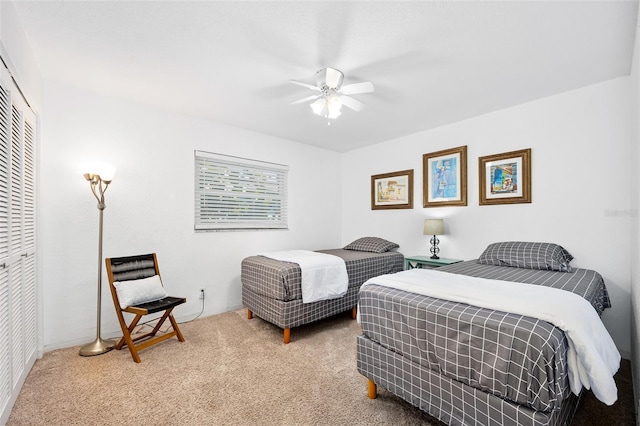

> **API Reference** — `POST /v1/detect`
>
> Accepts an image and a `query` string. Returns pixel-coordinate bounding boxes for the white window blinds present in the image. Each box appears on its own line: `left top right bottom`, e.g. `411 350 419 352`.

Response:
194 151 289 231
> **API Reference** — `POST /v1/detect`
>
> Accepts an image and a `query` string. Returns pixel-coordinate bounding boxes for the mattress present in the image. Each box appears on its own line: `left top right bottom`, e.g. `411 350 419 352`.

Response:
357 261 610 413
437 260 610 314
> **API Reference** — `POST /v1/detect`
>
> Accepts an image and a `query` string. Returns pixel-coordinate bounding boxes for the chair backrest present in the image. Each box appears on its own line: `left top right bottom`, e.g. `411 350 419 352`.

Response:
107 253 160 283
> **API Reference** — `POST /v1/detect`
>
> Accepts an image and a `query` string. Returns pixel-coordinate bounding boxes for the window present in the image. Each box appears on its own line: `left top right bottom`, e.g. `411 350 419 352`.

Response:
194 151 289 231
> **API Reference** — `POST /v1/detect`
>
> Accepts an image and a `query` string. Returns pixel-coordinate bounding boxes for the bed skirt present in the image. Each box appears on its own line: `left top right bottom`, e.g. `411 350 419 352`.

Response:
357 334 583 426
242 282 361 330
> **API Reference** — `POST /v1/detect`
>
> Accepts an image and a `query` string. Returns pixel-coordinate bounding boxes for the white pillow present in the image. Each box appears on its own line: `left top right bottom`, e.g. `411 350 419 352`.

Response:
113 275 168 309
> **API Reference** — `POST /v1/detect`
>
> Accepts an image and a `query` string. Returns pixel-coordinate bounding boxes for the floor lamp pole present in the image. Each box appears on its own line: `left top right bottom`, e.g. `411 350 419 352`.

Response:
79 172 116 357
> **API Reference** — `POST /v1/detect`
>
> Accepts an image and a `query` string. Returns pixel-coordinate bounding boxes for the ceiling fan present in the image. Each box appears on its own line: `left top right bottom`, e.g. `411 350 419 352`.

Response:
290 68 374 120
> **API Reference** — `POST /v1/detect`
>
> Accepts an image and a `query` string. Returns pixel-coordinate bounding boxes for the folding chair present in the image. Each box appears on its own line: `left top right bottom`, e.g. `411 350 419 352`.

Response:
105 253 186 363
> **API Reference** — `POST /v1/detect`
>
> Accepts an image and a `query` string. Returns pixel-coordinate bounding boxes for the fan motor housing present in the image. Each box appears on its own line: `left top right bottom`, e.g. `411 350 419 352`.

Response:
315 67 344 90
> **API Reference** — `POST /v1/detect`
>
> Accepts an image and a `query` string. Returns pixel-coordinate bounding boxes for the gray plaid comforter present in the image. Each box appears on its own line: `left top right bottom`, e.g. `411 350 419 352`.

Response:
241 249 404 302
357 260 610 413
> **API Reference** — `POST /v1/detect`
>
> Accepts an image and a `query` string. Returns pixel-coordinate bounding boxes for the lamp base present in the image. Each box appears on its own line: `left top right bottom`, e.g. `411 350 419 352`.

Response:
429 235 440 260
79 337 116 357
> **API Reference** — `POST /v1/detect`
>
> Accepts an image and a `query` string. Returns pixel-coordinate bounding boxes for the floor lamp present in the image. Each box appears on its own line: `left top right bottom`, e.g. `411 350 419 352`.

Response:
79 166 116 356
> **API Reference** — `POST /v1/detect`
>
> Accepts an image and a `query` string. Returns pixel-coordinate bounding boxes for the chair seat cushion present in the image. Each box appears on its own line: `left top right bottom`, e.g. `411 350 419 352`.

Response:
113 275 168 309
131 296 186 314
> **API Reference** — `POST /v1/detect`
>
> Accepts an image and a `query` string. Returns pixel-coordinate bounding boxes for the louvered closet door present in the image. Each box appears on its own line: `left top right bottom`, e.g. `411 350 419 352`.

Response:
0 79 10 417
22 119 36 363
0 67 37 422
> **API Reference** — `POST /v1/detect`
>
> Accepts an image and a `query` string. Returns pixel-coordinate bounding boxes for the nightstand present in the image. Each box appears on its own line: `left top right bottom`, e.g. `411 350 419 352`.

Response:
404 255 463 270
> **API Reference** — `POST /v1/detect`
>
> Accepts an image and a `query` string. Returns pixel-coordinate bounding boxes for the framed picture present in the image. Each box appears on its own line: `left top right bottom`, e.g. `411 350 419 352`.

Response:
423 145 467 207
371 169 414 210
479 148 531 205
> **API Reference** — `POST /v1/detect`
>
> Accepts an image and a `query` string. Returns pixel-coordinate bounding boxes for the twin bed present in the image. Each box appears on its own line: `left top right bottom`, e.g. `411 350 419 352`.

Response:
241 237 404 343
241 240 619 425
357 242 618 426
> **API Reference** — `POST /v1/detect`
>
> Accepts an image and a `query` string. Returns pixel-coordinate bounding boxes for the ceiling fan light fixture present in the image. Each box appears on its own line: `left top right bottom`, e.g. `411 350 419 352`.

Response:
291 67 373 120
310 98 327 116
327 108 342 119
310 94 343 119
326 94 342 118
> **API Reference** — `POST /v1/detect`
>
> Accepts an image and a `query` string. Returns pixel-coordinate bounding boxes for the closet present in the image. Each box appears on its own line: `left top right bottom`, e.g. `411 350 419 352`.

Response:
0 65 37 422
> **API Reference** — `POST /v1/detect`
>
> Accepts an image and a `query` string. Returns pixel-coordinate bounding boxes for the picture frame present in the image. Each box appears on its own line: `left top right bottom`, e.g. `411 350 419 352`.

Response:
371 169 414 210
423 145 467 207
479 148 531 205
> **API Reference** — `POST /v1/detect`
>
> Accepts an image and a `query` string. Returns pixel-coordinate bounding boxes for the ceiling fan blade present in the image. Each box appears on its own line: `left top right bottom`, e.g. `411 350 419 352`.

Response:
289 80 320 91
340 81 375 95
290 95 321 105
340 95 365 112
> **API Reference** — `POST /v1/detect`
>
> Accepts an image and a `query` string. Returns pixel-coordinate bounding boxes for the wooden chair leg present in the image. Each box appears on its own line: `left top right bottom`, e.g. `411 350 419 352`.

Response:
247 309 253 320
149 308 173 337
128 345 142 363
368 379 377 399
169 315 185 342
116 335 127 350
116 314 143 350
283 328 291 344
118 314 143 363
351 307 357 319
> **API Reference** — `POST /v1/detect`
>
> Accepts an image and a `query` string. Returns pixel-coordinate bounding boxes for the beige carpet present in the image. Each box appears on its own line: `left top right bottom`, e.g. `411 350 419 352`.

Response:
6 309 635 425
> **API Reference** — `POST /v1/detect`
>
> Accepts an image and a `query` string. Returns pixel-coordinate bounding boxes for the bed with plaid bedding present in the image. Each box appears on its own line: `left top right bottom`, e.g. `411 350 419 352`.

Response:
357 260 611 426
241 248 404 341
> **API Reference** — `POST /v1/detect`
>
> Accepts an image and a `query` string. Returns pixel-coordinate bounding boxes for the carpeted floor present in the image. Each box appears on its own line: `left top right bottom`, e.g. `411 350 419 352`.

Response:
6 310 636 425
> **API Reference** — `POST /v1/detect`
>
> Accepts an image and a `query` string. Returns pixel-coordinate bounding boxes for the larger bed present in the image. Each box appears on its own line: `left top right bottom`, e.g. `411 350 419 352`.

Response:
356 242 619 426
242 237 405 343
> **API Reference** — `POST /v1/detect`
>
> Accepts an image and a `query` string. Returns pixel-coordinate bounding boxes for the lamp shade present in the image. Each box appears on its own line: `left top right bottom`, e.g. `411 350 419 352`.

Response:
310 98 327 116
326 94 343 118
311 95 343 119
423 219 445 235
97 163 116 182
83 161 116 182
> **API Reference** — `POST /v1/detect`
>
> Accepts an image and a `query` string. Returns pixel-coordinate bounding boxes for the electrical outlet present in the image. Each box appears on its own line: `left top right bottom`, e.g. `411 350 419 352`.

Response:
199 289 205 300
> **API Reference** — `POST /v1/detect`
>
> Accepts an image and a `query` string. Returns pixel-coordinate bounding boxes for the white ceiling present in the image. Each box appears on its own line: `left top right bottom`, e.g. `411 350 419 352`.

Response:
12 0 639 153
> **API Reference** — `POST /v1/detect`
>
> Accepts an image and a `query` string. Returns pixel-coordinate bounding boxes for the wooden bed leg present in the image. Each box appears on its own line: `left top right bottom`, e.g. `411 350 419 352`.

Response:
367 379 377 399
247 309 253 320
351 307 357 320
283 328 291 344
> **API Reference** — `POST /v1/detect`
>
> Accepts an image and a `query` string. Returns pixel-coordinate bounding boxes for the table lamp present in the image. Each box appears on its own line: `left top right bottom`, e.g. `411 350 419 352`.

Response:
423 219 445 259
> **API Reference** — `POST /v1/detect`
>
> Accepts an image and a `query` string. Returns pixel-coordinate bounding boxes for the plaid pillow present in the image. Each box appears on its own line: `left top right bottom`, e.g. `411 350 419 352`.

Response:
477 241 574 272
343 237 399 253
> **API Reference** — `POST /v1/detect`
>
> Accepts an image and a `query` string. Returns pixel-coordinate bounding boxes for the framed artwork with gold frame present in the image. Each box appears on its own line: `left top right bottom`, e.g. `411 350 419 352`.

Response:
479 148 531 205
423 145 467 207
371 169 414 210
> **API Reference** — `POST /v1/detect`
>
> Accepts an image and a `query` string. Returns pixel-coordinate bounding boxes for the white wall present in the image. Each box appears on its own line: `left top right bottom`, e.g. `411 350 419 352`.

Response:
39 81 343 351
341 77 633 357
0 0 42 112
